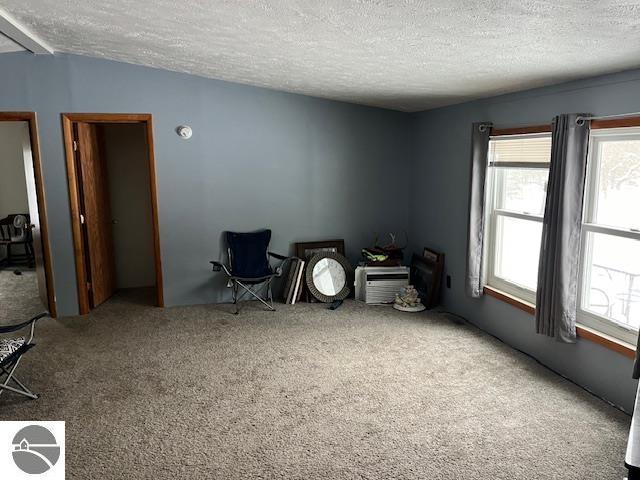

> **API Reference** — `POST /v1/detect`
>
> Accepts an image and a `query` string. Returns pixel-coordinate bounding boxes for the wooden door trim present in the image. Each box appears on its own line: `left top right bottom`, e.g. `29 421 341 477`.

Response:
144 115 164 307
61 113 164 314
62 116 90 314
0 112 57 317
62 113 152 123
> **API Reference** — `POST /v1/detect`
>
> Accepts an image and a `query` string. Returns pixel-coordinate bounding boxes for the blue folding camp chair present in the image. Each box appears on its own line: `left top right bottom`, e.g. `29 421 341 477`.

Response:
210 230 296 314
0 312 49 400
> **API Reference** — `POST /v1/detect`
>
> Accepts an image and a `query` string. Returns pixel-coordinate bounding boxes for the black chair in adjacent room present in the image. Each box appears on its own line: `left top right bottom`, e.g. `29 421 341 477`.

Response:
210 229 296 314
0 214 35 268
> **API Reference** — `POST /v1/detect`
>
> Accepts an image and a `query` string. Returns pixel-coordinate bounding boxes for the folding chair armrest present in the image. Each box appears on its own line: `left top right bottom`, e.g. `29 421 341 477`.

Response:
268 253 299 277
0 312 48 334
210 261 232 276
210 261 223 271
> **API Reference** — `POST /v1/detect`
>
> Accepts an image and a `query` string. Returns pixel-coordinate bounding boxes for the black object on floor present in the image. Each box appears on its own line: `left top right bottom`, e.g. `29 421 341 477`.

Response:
13 270 22 276
328 300 343 310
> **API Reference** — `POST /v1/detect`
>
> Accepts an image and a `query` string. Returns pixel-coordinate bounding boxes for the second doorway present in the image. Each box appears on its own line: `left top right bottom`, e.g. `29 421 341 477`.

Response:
63 114 163 314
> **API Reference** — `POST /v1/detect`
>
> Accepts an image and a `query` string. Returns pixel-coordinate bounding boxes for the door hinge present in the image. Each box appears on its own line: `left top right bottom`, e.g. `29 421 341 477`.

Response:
86 282 91 291
73 140 78 151
80 214 85 224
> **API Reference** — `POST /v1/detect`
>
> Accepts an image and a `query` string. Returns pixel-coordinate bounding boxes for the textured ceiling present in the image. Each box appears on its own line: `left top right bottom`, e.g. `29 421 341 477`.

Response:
3 1 640 111
0 31 23 53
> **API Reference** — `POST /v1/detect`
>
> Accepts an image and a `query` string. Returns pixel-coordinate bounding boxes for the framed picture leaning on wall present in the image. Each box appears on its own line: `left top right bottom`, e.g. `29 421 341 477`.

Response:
410 248 445 309
294 240 346 302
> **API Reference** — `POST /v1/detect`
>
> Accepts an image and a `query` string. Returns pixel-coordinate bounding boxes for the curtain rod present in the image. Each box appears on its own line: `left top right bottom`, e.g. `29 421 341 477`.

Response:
482 112 640 130
576 112 640 125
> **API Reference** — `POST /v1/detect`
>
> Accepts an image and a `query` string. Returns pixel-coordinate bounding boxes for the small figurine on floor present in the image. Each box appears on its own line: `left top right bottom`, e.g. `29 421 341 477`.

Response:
393 285 426 312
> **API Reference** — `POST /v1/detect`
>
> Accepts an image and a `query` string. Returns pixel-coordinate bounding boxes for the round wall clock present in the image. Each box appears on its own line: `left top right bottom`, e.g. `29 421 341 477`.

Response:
305 252 352 303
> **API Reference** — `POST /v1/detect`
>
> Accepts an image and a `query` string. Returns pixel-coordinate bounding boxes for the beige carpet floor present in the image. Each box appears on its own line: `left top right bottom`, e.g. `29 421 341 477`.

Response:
0 268 44 324
0 290 630 479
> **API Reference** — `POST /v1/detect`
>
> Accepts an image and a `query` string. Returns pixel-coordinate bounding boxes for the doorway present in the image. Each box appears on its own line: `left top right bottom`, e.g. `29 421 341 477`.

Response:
62 114 163 314
0 112 56 318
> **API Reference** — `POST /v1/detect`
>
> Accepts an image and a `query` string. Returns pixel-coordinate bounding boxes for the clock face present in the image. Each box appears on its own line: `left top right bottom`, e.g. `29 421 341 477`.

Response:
312 258 346 296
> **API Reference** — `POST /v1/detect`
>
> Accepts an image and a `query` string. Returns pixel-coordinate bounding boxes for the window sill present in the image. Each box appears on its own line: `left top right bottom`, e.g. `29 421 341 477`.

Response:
483 285 636 359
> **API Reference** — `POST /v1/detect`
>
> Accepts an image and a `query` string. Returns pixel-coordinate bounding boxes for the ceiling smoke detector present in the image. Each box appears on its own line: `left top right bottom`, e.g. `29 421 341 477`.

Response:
176 125 192 139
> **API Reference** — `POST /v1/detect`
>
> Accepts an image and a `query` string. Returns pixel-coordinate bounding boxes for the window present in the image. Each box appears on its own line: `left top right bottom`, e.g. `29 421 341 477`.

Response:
483 124 640 347
578 127 640 344
484 133 552 303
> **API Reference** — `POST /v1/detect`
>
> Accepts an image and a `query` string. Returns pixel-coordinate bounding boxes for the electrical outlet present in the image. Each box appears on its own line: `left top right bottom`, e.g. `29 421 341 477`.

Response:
446 275 451 289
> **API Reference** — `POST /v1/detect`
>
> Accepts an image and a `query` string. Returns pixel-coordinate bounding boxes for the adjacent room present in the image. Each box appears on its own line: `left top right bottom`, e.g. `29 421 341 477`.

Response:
0 2 639 479
0 119 51 323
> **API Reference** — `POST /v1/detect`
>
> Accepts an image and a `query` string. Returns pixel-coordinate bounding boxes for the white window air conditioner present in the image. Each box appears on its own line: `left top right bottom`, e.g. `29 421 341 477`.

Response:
354 266 410 304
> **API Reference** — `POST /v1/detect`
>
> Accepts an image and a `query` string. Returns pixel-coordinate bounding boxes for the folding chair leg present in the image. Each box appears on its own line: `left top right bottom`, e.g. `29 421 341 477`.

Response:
236 280 276 312
0 360 38 400
27 242 35 268
6 371 33 393
267 279 274 310
0 383 38 399
232 281 240 315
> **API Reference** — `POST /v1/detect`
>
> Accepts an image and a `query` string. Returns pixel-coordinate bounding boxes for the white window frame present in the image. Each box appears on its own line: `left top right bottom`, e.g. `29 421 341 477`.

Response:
484 133 551 304
577 127 640 345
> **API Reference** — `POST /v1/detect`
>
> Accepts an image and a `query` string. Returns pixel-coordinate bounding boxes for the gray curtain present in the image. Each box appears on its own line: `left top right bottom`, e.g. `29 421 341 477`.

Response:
535 114 590 342
465 122 492 298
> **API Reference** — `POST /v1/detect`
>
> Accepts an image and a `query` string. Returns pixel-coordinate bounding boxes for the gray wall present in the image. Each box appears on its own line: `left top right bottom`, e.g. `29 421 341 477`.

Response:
0 52 410 316
101 123 155 289
1 49 637 410
0 121 30 218
408 69 640 411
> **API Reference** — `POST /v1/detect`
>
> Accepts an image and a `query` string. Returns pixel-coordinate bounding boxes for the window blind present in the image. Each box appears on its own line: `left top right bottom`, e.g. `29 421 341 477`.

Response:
488 134 552 167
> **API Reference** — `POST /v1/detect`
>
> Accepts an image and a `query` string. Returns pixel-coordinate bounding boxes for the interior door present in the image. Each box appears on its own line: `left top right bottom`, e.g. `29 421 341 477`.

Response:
75 122 116 308
20 123 49 310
